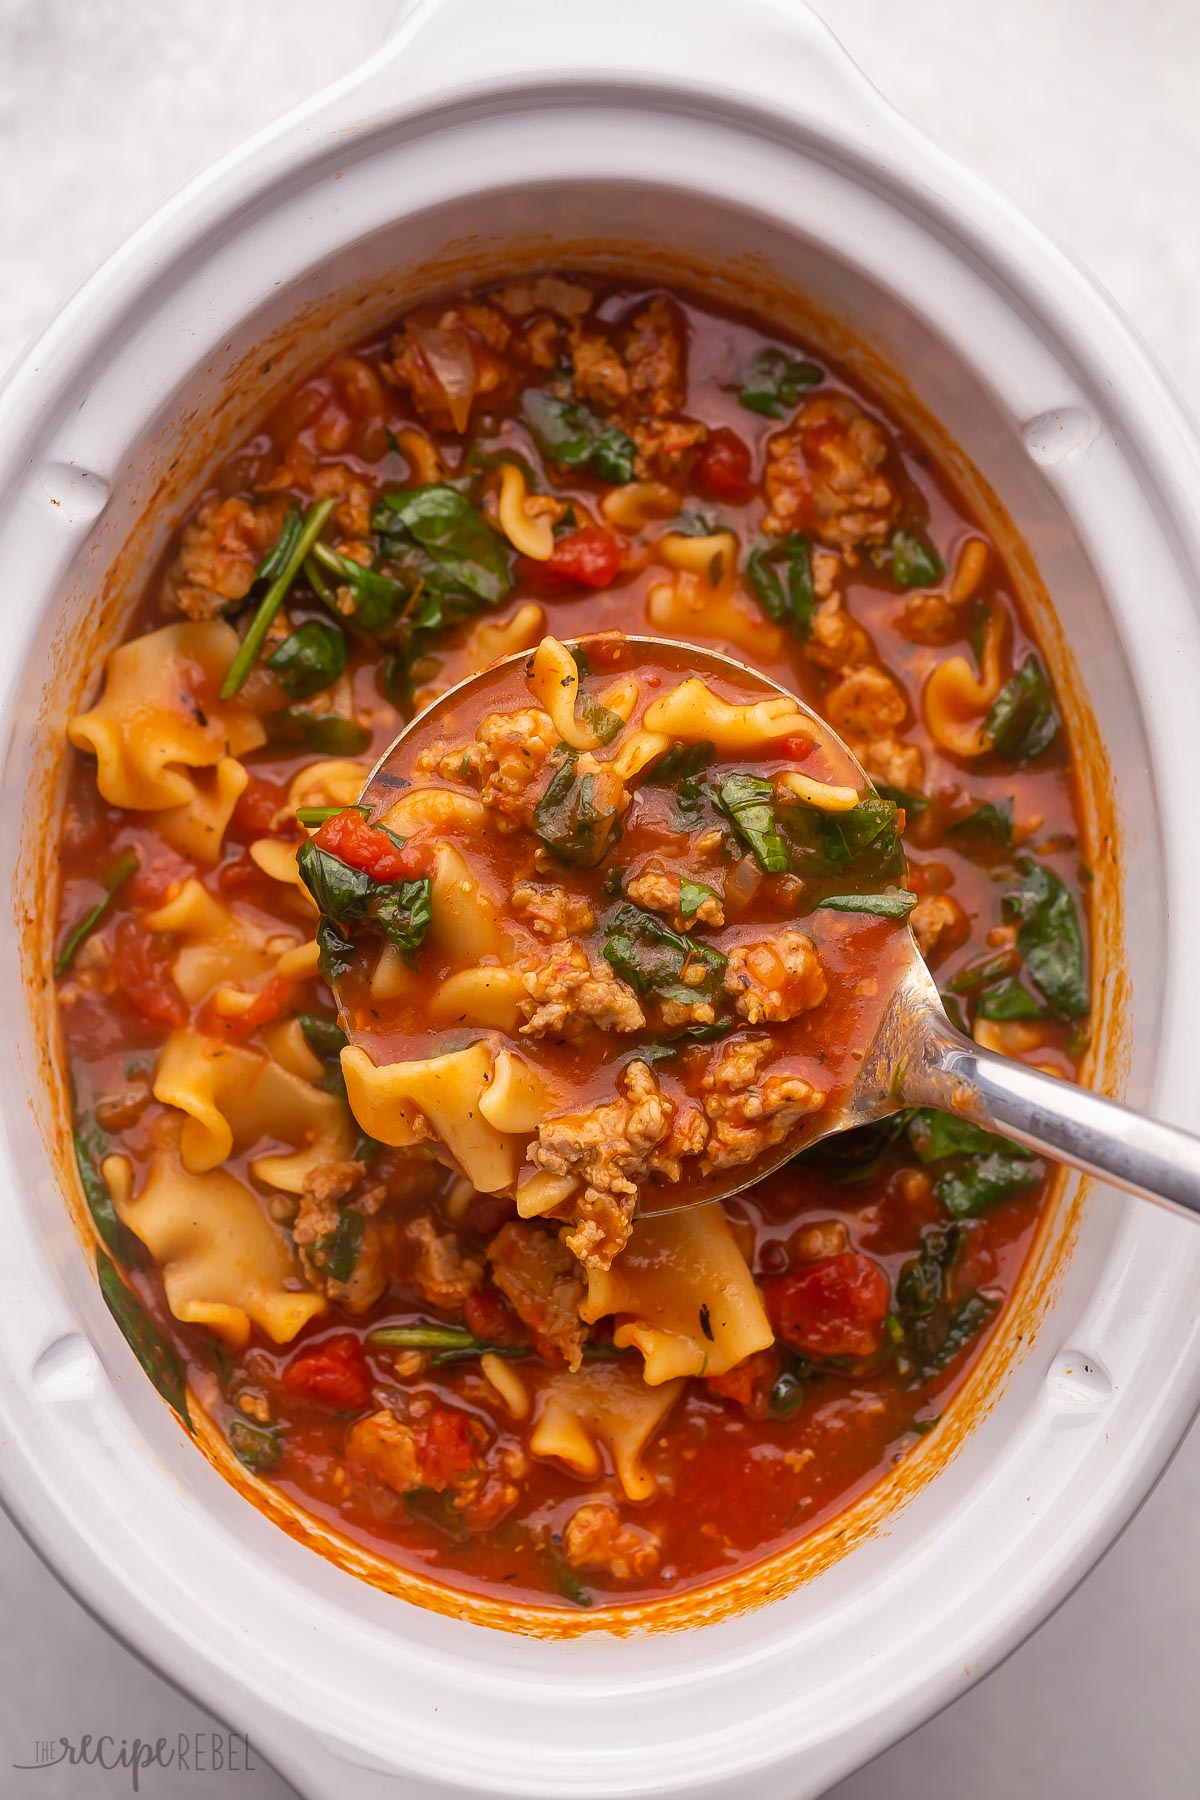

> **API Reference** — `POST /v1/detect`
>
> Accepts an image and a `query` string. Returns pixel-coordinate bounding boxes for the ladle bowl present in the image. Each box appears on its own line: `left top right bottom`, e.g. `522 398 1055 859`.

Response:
338 634 1200 1223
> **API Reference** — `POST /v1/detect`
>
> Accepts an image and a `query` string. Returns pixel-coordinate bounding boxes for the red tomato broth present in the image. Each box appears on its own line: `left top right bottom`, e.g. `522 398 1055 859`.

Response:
53 274 1090 1611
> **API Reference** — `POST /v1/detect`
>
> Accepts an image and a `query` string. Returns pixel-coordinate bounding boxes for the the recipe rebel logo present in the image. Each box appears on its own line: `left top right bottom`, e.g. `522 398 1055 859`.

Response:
12 1732 258 1792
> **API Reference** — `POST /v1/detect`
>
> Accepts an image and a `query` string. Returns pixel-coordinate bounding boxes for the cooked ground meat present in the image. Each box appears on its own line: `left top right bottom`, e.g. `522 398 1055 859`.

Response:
910 894 969 962
346 1410 423 1493
625 863 725 931
763 394 900 552
403 1213 484 1309
701 1037 826 1170
804 593 873 673
563 1501 661 1581
723 931 827 1024
825 664 908 738
531 1060 697 1269
518 941 645 1038
570 331 630 408
291 1160 388 1314
855 735 926 794
511 881 597 942
487 1221 588 1371
476 708 560 823
622 296 687 417
160 495 287 620
631 416 707 479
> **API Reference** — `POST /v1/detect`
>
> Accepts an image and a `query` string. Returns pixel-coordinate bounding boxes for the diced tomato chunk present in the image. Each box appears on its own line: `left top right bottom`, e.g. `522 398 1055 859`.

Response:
283 1333 373 1411
313 809 431 882
420 1407 482 1488
694 426 755 503
463 1287 525 1347
125 842 197 907
706 1346 779 1417
517 528 622 593
111 918 188 1028
230 773 290 839
763 1252 891 1360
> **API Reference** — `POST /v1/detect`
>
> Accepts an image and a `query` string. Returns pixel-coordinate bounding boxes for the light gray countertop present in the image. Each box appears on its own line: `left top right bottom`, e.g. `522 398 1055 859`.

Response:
2 2 1197 1794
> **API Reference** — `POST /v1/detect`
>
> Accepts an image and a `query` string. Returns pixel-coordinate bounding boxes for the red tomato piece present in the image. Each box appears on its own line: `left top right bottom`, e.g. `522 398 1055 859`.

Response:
230 773 290 839
779 734 818 763
419 1407 482 1489
283 1333 373 1411
705 1346 779 1417
517 528 622 593
313 809 431 882
694 426 755 503
111 918 188 1028
125 842 197 907
763 1253 891 1360
463 1288 525 1347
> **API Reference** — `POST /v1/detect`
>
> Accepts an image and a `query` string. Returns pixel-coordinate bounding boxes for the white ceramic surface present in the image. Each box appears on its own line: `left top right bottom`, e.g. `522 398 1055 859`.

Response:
2 3 1200 1796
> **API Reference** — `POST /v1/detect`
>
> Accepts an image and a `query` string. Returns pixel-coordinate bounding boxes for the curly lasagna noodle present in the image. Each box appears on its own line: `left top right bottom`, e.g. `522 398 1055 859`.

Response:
55 275 1090 1608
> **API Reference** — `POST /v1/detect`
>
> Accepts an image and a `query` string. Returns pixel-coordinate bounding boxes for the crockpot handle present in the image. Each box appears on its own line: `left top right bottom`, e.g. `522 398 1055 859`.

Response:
335 0 892 136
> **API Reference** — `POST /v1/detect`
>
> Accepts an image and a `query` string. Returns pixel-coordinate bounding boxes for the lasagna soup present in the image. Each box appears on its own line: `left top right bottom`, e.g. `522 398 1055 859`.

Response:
55 275 1091 1609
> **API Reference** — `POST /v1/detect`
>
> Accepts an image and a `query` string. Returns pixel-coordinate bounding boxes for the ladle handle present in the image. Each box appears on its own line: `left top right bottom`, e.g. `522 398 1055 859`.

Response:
903 1010 1200 1220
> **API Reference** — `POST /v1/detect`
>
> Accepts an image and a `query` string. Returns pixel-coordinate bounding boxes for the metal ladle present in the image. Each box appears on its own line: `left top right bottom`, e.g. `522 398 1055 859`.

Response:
345 635 1200 1221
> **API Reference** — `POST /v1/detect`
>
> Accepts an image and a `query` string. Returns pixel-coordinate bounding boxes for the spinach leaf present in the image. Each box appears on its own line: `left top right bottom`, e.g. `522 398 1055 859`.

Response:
295 803 368 828
797 1110 915 1185
937 1152 1043 1219
546 1537 593 1608
714 773 789 872
264 709 371 755
374 877 433 966
308 1208 364 1285
975 975 1045 1020
889 530 944 590
875 781 929 815
372 485 512 606
403 1486 468 1540
947 797 1014 848
221 498 336 698
746 534 816 637
603 904 727 1009
309 542 407 632
779 793 905 882
985 653 1061 759
371 1322 530 1365
1003 856 1088 1020
908 1110 1022 1162
227 1416 282 1474
316 917 357 985
521 389 636 484
266 619 347 699
738 347 823 417
946 950 1018 997
73 1110 142 1264
96 1249 190 1426
532 751 623 867
678 878 717 920
892 1221 997 1386
569 648 624 745
55 849 138 977
297 839 374 921
816 890 918 918
299 1013 348 1061
768 1366 807 1417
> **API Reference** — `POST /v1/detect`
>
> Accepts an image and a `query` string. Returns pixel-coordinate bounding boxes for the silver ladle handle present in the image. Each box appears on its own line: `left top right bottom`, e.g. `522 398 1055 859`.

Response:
900 1004 1200 1220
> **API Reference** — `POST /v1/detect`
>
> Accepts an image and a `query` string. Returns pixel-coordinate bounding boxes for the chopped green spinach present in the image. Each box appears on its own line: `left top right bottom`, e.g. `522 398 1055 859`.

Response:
263 709 371 755
889 530 944 590
372 484 513 606
221 498 336 698
532 751 623 867
227 1415 282 1474
603 904 727 1009
985 654 1061 760
746 534 816 637
55 849 138 977
266 619 347 699
815 890 918 918
520 389 636 484
714 773 789 872
737 347 823 417
1002 856 1088 1020
97 1249 190 1426
946 797 1014 848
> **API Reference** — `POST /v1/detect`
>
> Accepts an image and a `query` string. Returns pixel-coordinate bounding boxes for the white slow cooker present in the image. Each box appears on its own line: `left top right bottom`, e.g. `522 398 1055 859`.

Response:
2 2 1200 1794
